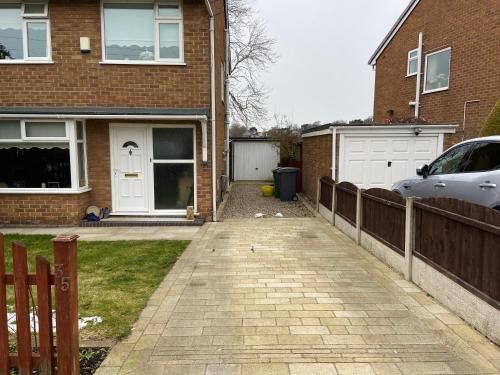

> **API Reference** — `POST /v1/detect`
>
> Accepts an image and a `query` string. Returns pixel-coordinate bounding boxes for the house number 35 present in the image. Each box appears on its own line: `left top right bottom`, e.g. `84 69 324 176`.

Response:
55 264 70 292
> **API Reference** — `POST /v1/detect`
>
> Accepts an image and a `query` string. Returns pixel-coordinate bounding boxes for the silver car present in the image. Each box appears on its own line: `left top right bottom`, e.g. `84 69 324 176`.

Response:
392 136 500 211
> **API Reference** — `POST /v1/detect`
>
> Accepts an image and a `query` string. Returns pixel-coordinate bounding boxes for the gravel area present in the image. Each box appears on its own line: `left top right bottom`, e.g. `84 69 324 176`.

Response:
221 183 313 219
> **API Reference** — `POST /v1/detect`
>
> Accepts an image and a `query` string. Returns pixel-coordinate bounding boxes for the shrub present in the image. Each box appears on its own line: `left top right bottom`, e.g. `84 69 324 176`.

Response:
479 100 500 137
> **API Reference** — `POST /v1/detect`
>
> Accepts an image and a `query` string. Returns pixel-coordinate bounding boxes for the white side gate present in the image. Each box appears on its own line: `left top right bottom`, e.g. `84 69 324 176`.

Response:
232 141 280 181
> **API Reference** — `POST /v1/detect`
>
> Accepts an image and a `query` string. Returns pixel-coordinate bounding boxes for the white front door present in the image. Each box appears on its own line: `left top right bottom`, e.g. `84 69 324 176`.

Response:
112 127 148 212
342 135 439 189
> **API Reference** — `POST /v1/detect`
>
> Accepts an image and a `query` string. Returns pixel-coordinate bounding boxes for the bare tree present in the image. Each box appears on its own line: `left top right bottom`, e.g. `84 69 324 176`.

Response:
228 0 277 126
267 115 302 162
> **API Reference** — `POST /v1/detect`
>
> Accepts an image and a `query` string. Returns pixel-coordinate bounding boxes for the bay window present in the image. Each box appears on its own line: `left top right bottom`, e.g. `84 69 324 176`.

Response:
0 120 88 192
424 47 451 93
0 2 51 62
102 1 183 64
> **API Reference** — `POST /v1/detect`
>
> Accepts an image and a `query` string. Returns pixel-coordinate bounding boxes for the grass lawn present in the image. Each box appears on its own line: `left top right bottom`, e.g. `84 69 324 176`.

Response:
2 235 189 340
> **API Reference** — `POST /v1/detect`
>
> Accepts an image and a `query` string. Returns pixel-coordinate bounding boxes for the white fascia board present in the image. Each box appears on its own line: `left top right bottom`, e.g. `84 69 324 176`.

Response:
335 125 457 135
0 113 208 121
302 129 333 138
368 0 421 66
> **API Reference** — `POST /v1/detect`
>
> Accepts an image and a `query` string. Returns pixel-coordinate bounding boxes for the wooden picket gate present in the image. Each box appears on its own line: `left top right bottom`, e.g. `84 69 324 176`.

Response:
0 233 80 375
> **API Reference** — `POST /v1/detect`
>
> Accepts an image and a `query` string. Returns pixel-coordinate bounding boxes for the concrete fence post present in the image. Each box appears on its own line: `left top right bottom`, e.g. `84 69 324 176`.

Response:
404 197 415 281
356 189 363 245
316 177 321 212
331 183 336 226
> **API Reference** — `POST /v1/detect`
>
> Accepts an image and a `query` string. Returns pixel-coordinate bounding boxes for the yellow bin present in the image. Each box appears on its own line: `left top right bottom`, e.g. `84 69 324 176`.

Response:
261 185 275 197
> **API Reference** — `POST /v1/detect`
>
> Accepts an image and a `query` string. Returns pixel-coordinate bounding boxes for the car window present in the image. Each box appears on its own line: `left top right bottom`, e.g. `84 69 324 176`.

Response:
462 142 500 172
428 143 472 175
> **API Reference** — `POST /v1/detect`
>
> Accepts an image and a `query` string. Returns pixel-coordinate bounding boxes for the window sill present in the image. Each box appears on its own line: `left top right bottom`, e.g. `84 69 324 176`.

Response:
423 87 449 94
0 60 54 65
99 60 187 66
0 188 92 195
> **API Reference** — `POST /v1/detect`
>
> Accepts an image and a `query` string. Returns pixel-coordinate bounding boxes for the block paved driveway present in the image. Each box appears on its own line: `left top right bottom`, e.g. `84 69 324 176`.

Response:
97 218 500 375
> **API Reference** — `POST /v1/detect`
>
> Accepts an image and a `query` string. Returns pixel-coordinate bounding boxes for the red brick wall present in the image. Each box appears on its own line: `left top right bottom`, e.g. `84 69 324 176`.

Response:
0 0 227 224
0 193 90 226
302 134 332 204
373 0 500 147
0 0 211 108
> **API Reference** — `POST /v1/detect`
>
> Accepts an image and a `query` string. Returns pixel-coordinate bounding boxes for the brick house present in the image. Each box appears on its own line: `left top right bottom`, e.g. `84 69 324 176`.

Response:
0 0 229 225
369 0 499 147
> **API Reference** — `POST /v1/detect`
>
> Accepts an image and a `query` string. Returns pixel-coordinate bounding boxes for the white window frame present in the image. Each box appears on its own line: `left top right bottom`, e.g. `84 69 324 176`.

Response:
423 47 452 94
22 2 48 17
76 120 89 189
101 0 185 65
0 119 90 193
221 61 225 103
406 48 418 77
0 1 52 64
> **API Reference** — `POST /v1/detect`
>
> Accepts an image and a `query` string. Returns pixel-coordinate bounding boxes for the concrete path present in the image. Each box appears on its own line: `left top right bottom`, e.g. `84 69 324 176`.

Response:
0 226 199 241
97 218 500 375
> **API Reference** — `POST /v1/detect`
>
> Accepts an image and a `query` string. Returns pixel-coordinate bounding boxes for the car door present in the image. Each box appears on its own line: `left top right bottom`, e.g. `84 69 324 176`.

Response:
442 141 500 207
410 143 474 198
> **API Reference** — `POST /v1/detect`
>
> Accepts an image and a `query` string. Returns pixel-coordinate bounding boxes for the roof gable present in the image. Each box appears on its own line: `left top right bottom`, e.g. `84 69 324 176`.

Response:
368 0 420 66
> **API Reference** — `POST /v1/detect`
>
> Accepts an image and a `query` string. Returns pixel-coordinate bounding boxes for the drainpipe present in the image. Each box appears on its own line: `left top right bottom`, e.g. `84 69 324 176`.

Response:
414 32 424 118
330 126 337 181
462 100 480 141
225 26 231 185
203 0 217 222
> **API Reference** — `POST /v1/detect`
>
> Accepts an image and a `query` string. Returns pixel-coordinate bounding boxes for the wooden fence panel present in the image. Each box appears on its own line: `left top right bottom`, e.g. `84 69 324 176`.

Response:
12 242 32 375
319 176 334 210
36 256 55 375
0 234 80 374
335 182 358 225
414 199 500 308
361 189 406 255
0 234 9 375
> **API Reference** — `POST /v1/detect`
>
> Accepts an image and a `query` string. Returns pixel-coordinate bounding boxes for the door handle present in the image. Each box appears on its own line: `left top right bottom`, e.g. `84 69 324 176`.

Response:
434 182 446 188
479 183 497 189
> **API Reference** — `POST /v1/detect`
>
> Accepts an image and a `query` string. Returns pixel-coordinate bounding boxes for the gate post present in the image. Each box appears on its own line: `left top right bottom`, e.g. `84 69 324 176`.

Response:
331 183 336 226
53 235 80 375
404 198 415 281
356 189 363 245
316 177 321 212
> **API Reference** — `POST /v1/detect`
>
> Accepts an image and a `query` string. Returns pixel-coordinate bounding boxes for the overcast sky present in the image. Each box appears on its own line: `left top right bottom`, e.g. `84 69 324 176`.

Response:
252 0 409 127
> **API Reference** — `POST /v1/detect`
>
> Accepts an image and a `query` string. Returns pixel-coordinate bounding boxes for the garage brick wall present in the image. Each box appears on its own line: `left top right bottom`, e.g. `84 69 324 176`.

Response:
372 0 500 148
302 134 332 204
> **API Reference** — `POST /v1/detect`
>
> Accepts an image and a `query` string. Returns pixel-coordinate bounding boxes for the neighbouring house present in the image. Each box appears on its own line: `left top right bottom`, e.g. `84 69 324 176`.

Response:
301 0 500 204
0 0 229 225
369 0 500 146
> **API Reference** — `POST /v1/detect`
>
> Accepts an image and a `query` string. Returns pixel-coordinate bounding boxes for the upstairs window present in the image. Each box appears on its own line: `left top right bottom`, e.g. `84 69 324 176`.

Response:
0 2 51 62
103 1 183 64
424 47 451 93
406 48 418 76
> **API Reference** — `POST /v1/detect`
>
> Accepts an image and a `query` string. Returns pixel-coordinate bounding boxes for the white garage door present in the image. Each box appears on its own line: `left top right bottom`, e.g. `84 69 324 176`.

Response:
341 136 439 189
233 141 280 181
